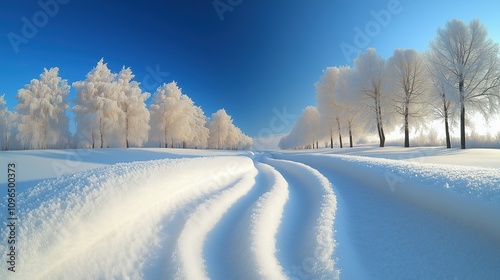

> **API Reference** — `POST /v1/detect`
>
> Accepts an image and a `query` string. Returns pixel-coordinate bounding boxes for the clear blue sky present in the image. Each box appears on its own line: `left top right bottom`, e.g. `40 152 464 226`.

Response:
1 0 499 137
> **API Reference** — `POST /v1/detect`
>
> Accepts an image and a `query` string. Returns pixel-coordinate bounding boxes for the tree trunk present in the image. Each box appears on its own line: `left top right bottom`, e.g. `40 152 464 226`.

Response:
349 129 353 148
376 120 385 147
125 116 129 148
330 129 333 149
443 96 451 149
377 122 382 146
4 134 9 150
404 107 409 148
336 117 342 148
445 114 451 149
380 126 386 147
99 117 104 149
42 119 48 150
460 104 466 149
164 128 168 148
459 79 466 149
375 91 385 147
100 131 104 148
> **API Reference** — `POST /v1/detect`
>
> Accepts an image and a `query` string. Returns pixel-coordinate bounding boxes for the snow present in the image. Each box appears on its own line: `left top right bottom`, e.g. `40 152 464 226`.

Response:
1 146 499 279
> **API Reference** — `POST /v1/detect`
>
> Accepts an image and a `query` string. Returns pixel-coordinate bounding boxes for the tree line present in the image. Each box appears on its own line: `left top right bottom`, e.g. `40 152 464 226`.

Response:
280 19 500 150
0 59 253 150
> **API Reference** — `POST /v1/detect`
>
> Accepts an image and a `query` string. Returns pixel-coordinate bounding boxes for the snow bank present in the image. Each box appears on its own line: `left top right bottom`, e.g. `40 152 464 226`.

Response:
277 153 500 245
1 147 498 279
0 155 254 279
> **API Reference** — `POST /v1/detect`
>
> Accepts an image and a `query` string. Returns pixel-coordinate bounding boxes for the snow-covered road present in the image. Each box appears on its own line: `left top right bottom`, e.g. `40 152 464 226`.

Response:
1 148 500 279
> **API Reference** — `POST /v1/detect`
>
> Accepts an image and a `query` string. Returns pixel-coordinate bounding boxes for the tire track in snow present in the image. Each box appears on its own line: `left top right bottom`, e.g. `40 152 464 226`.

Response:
1 156 255 280
144 160 255 279
264 157 339 279
171 165 258 279
276 153 500 280
204 161 289 280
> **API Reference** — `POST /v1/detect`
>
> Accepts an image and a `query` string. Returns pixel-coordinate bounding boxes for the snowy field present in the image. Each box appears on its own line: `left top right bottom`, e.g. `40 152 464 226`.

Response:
1 146 500 279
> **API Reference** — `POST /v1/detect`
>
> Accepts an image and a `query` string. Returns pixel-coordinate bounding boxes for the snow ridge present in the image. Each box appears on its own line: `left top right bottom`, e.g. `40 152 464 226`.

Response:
2 148 500 279
264 157 339 279
0 156 255 279
247 162 289 280
173 165 258 279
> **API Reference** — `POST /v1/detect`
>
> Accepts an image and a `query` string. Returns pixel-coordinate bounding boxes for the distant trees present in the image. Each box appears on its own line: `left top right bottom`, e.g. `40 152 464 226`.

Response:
334 66 360 148
73 59 151 148
315 65 363 150
316 67 344 149
150 82 183 148
73 59 119 148
149 81 209 149
426 52 457 149
116 67 151 148
279 106 319 149
0 95 13 150
0 59 252 151
4 19 500 152
428 19 500 149
15 68 70 149
388 49 428 147
351 48 392 147
208 109 253 150
280 19 500 150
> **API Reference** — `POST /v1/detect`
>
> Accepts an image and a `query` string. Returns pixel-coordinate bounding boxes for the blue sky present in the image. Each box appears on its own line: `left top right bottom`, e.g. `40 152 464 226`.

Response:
1 0 499 137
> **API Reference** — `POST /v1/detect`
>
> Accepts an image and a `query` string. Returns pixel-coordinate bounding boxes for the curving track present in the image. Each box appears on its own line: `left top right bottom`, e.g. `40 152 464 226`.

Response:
1 151 500 279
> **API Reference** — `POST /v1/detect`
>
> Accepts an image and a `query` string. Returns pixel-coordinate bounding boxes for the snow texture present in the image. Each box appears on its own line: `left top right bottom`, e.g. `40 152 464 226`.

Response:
0 147 499 279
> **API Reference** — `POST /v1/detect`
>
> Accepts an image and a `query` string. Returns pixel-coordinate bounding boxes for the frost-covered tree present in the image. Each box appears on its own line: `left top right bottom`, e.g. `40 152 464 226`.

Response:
334 66 361 148
180 97 210 149
316 66 361 148
150 82 182 148
316 67 344 148
388 49 429 147
6 112 20 150
279 106 319 150
116 67 151 148
351 48 392 147
187 105 210 149
426 50 460 149
237 130 253 150
431 73 456 148
150 81 209 148
0 95 13 150
15 68 70 149
208 109 230 149
428 19 500 149
73 59 122 148
74 62 150 148
208 109 252 150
